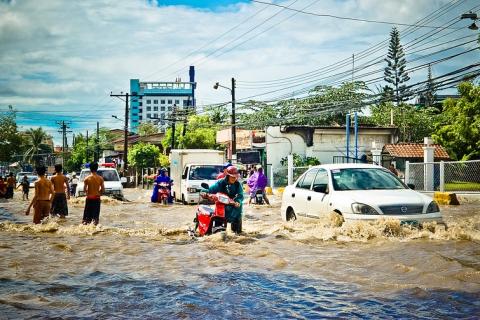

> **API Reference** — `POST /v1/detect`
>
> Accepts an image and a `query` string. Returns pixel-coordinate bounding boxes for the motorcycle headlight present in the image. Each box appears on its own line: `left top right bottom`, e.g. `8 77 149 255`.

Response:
351 203 380 215
426 201 440 213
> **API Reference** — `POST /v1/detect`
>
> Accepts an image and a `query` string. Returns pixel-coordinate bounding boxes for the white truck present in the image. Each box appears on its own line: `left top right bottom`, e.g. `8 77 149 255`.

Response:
170 149 225 204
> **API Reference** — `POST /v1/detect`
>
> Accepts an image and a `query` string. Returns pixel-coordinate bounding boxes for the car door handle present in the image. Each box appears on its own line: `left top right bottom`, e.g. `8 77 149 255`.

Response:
307 196 311 201
291 193 295 198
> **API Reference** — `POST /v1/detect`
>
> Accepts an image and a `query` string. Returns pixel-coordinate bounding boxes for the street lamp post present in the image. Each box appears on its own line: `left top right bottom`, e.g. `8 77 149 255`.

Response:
461 11 479 30
214 78 236 158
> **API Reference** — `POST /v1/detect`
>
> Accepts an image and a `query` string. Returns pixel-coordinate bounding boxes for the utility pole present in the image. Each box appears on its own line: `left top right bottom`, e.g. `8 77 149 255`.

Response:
110 92 131 174
95 121 100 162
231 77 236 157
171 105 177 151
86 130 89 163
57 120 72 168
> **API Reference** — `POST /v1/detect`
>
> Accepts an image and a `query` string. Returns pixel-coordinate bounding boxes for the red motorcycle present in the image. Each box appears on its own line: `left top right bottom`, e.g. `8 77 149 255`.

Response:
190 184 236 237
157 182 170 205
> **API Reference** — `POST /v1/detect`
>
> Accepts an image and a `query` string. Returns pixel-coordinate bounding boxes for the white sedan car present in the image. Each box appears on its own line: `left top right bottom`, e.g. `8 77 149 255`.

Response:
281 163 443 225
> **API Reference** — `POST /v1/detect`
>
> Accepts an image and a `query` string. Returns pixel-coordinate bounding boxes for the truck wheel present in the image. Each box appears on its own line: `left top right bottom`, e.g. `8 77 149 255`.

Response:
181 194 187 205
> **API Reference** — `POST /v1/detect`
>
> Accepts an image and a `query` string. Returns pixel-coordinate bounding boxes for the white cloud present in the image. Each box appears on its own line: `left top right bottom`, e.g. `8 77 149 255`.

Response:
0 0 476 144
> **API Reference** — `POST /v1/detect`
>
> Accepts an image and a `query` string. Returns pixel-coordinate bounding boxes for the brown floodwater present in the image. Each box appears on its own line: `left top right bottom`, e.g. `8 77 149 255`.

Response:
0 189 479 319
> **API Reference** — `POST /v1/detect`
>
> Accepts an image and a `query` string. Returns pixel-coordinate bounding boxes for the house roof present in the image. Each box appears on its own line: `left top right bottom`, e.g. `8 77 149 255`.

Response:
383 143 450 159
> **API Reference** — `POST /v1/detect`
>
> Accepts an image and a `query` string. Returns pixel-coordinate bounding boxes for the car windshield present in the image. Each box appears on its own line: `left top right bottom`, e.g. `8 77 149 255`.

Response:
331 168 406 191
79 169 119 182
189 165 223 180
27 176 38 183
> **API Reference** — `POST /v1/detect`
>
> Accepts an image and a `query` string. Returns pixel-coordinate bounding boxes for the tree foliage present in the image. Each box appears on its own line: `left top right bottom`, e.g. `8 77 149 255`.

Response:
128 142 160 169
369 102 437 142
384 27 410 104
432 82 480 160
23 127 52 165
0 106 24 162
162 115 221 151
138 122 159 136
238 82 369 129
280 153 320 167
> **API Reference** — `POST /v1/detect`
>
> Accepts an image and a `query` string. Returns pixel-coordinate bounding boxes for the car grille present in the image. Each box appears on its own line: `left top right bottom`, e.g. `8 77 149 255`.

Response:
379 204 424 215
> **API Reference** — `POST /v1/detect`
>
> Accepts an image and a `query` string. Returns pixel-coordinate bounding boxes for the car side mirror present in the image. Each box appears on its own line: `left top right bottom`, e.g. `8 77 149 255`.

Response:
313 185 328 194
201 182 209 189
407 183 415 190
121 177 127 184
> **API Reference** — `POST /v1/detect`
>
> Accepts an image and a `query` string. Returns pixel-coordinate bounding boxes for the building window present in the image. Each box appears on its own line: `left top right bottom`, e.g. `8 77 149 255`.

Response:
147 106 151 111
153 113 158 118
139 102 143 106
139 116 143 120
161 100 165 104
161 113 165 119
161 106 165 111
175 99 180 105
147 114 151 119
154 106 158 111
183 100 189 107
154 99 158 104
132 113 138 117
168 106 172 111
146 100 151 104
133 119 138 123
139 109 142 113
168 99 172 104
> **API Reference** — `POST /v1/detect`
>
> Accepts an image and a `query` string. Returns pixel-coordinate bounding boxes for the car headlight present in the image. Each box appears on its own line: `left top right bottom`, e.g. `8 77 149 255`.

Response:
187 187 198 193
351 203 380 215
426 201 440 213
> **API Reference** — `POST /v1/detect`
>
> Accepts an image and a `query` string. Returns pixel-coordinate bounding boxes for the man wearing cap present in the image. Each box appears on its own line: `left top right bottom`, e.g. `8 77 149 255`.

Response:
216 162 232 180
206 166 244 234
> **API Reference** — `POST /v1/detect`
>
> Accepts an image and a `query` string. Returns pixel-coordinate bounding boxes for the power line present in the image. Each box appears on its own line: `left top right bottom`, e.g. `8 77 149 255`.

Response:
251 0 464 29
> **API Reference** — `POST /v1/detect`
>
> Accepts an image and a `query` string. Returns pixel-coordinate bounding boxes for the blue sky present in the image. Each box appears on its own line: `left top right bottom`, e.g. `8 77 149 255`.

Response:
0 0 478 145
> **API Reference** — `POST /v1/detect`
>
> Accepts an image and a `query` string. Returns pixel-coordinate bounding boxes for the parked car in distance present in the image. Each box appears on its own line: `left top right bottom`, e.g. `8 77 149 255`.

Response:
281 163 443 226
76 167 127 199
16 172 33 184
26 175 38 188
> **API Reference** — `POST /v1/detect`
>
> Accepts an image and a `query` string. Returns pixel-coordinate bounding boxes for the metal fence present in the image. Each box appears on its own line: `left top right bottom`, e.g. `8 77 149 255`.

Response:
406 160 480 193
270 166 310 189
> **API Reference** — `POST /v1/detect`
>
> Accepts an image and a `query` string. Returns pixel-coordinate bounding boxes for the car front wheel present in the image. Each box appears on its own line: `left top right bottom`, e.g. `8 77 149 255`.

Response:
286 207 296 221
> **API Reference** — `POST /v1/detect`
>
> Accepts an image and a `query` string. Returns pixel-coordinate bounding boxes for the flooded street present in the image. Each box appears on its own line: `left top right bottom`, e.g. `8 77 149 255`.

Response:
1 189 479 319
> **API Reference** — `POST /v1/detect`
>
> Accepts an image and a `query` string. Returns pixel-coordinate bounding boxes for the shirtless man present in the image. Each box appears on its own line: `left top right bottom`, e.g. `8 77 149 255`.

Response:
82 162 105 225
26 166 54 224
50 164 70 218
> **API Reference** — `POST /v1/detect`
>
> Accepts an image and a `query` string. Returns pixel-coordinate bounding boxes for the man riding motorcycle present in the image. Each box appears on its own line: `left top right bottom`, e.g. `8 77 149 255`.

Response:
151 168 173 203
204 166 243 234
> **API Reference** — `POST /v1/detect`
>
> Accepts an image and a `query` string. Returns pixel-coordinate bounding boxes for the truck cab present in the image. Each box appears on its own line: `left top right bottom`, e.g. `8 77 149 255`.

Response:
179 164 223 204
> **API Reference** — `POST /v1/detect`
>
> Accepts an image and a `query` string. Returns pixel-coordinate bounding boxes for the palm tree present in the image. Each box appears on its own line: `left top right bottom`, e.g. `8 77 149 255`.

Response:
23 128 51 166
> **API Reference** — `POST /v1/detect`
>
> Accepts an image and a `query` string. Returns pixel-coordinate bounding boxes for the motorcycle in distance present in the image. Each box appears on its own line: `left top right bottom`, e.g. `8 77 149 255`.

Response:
188 182 235 237
254 189 264 205
156 182 170 205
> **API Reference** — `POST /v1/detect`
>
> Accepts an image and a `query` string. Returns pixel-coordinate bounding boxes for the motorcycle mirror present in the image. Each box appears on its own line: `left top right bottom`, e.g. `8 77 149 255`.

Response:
201 182 209 189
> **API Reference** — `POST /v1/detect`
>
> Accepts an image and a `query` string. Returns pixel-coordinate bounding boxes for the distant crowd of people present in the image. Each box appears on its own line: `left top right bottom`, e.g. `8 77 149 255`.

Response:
1 163 105 226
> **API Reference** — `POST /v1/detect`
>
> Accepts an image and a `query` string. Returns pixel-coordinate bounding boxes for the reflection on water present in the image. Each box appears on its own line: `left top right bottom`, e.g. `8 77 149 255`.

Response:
1 271 479 319
1 191 480 318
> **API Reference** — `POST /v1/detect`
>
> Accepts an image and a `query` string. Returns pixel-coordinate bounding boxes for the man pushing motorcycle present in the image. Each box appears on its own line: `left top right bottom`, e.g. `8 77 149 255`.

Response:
202 166 243 234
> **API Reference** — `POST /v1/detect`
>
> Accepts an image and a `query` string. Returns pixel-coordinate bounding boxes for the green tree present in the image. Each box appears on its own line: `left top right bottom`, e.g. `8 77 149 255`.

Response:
138 122 159 136
369 102 437 142
423 64 437 107
384 27 410 104
433 82 480 160
162 115 221 151
238 82 369 128
0 105 24 163
23 127 52 165
128 142 161 168
65 133 95 172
